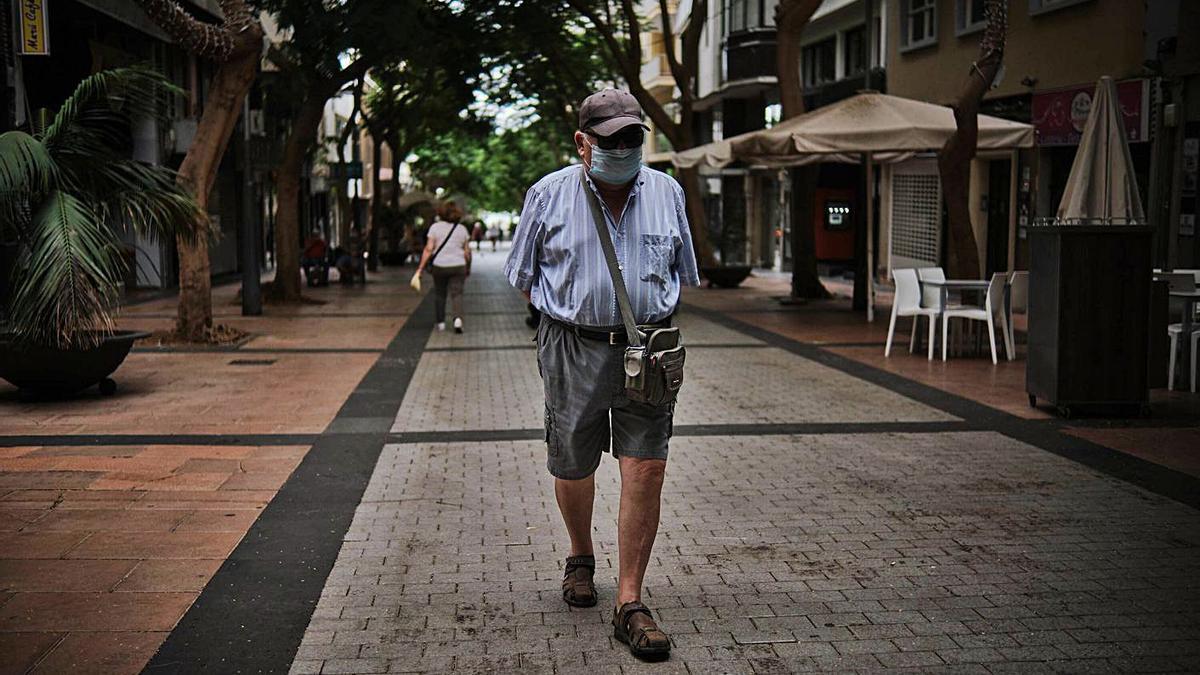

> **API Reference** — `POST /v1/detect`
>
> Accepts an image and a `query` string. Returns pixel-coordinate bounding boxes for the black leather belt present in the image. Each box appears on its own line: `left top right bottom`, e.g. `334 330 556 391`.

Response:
551 318 670 345
573 325 630 345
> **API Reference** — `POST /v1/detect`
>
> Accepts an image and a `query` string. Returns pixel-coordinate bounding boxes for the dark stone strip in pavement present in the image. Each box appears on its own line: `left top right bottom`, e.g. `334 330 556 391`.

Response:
420 343 771 353
672 421 982 436
132 347 385 354
124 312 414 319
685 302 1200 511
0 433 322 447
424 345 535 352
145 291 435 674
385 421 980 445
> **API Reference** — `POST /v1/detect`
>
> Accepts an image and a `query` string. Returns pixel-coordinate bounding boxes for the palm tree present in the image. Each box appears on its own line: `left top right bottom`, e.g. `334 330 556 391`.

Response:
0 67 200 349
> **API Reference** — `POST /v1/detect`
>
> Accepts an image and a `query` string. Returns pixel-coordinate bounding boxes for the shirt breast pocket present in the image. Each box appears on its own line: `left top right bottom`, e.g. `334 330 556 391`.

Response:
640 234 673 284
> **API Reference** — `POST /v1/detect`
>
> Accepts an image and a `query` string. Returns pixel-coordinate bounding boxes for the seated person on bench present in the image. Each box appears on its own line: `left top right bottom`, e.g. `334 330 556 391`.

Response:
336 230 366 284
302 229 329 285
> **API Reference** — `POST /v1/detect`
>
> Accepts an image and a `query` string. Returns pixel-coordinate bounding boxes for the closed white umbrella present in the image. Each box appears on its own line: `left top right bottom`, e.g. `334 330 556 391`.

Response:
1056 77 1145 220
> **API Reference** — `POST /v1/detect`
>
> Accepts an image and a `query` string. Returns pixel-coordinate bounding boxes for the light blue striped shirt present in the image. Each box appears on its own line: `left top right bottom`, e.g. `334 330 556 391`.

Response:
504 165 701 328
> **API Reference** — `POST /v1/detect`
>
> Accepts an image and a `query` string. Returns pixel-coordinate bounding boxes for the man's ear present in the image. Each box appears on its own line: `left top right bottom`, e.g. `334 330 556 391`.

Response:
574 131 589 159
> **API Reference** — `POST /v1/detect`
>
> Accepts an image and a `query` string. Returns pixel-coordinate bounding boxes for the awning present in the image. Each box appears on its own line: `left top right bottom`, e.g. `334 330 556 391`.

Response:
672 92 1035 169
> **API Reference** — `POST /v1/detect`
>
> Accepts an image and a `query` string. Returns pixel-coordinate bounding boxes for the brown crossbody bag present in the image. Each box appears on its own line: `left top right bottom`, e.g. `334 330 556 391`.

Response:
579 170 685 407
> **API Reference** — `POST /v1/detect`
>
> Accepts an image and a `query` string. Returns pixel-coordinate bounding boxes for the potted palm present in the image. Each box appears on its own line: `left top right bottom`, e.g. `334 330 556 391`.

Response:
0 67 201 396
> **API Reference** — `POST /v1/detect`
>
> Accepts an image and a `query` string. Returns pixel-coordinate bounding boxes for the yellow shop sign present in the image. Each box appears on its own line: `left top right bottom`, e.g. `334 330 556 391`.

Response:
19 0 49 55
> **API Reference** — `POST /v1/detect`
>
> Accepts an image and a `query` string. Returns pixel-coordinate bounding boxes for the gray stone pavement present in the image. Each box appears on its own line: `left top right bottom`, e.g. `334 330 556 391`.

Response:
293 251 1200 674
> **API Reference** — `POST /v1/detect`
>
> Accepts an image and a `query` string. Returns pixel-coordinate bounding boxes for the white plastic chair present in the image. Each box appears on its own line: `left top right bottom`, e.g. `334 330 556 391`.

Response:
1167 326 1199 393
916 267 945 311
1162 273 1199 391
941 273 1007 364
885 268 941 360
1005 270 1028 361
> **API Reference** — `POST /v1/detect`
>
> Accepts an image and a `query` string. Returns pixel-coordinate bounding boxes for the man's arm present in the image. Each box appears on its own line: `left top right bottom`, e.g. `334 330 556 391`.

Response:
672 182 702 287
503 187 544 294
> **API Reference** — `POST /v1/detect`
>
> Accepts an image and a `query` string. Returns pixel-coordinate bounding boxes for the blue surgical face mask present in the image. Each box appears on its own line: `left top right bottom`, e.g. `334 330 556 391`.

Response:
587 143 642 185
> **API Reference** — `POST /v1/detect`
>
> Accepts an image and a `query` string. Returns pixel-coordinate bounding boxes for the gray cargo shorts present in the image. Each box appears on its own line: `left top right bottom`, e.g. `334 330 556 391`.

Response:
536 318 673 480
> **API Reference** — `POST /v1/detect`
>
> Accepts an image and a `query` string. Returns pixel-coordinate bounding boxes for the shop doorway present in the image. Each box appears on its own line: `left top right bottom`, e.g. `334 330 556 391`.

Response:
986 158 1012 276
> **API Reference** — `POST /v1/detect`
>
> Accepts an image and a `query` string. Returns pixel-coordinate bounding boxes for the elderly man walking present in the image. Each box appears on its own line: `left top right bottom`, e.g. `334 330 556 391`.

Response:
504 88 699 660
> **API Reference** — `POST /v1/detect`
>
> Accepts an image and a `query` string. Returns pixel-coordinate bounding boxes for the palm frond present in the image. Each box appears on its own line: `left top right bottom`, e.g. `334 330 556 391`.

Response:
41 66 182 150
7 190 122 349
70 159 205 246
0 131 56 196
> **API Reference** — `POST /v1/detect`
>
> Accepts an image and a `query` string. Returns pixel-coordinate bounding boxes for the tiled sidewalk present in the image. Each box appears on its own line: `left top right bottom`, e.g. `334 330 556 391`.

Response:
292 256 1200 673
0 270 423 673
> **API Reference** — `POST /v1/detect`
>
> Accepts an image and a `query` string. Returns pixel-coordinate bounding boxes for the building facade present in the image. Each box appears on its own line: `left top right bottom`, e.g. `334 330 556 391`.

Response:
883 0 1191 275
3 0 265 292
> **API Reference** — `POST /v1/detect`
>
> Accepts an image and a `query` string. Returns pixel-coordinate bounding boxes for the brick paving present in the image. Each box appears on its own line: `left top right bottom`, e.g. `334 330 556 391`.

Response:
0 274 420 673
2 249 1198 673
293 255 1200 673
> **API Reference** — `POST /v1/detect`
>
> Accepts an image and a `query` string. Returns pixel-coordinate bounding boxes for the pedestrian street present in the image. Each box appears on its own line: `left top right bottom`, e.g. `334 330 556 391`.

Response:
286 252 1200 674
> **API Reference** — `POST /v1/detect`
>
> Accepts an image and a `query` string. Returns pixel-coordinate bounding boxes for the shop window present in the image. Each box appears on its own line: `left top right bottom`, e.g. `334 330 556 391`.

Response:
900 0 938 52
802 37 837 88
955 0 986 35
1029 0 1092 16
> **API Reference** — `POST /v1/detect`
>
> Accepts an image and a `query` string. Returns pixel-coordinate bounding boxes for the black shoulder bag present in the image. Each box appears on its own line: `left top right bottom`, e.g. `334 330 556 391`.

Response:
579 170 685 407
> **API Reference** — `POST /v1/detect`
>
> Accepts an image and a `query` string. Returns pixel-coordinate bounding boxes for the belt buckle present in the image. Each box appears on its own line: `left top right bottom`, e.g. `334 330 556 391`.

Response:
609 332 620 345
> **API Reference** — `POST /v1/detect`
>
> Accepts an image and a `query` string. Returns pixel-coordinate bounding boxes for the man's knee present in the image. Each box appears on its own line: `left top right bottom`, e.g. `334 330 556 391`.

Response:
621 457 666 486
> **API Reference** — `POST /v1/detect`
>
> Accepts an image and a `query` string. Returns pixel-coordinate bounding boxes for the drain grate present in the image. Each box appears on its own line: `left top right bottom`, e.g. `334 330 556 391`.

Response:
229 358 277 366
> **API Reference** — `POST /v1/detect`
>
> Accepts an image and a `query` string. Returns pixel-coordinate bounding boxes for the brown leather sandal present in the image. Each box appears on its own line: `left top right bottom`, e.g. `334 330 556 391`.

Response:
613 601 671 660
561 555 597 607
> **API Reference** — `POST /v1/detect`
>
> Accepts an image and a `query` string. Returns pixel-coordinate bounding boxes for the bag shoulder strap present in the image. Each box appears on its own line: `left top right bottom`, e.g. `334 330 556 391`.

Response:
579 168 641 348
429 221 463 266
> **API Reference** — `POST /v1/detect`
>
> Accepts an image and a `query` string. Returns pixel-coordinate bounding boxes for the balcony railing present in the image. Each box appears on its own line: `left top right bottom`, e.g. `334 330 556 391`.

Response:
724 28 777 83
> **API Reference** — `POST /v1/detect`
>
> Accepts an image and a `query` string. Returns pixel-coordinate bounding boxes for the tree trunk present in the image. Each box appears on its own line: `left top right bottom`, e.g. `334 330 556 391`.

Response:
775 0 822 120
775 0 829 299
938 0 1006 278
272 94 327 302
678 166 714 267
174 46 259 340
789 166 830 298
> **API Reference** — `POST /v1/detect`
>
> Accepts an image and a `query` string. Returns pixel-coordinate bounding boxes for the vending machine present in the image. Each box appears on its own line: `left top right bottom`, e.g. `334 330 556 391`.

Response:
813 188 856 262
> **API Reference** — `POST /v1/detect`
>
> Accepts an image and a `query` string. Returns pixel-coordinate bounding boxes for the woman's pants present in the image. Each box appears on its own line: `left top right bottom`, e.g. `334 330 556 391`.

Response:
432 266 466 324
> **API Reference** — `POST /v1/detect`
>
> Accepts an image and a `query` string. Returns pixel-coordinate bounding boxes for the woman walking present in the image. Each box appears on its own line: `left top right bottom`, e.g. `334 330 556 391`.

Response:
414 201 472 333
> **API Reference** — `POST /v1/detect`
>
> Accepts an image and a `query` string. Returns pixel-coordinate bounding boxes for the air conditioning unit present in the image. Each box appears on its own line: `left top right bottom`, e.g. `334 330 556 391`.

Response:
248 109 266 136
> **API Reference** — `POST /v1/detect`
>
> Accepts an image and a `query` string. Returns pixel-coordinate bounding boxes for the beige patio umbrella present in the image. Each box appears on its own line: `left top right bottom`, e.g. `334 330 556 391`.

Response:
1056 77 1145 220
671 92 1034 322
671 92 1034 168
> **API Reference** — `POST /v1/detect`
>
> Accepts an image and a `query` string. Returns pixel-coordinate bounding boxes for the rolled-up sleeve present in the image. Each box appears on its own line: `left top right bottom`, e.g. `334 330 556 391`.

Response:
504 187 543 292
672 182 702 287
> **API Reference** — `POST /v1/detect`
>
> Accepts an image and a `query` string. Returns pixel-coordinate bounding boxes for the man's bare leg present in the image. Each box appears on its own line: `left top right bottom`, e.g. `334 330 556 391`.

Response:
616 456 666 606
555 475 595 556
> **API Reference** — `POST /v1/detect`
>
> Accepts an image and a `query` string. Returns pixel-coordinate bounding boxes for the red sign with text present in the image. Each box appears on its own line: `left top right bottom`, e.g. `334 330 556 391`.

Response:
1031 79 1149 146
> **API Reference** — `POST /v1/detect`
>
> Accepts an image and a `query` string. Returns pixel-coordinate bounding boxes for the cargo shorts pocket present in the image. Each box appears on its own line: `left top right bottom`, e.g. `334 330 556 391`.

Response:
544 405 560 457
